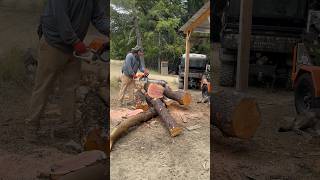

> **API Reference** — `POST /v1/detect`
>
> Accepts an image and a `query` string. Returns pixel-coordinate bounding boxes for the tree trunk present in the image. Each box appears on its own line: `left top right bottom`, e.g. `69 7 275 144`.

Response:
164 85 192 106
133 13 146 69
147 83 165 99
144 83 192 106
110 108 157 150
144 94 182 137
211 90 261 139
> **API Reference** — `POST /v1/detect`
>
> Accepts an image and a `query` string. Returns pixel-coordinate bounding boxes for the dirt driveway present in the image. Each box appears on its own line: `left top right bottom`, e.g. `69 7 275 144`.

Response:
110 61 210 180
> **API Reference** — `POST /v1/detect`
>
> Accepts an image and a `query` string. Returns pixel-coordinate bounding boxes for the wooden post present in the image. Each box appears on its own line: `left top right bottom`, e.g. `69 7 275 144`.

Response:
184 31 191 91
236 0 253 91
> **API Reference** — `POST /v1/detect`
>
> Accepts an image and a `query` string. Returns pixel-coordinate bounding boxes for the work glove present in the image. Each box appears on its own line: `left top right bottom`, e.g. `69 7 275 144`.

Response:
73 41 87 55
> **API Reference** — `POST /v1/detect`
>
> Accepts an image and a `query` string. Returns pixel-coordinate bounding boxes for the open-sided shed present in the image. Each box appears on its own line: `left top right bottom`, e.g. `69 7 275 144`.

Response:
179 1 210 90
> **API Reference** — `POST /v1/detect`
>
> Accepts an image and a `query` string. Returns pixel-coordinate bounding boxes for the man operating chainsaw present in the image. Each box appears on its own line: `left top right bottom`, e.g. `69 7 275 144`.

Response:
119 45 149 106
25 0 109 140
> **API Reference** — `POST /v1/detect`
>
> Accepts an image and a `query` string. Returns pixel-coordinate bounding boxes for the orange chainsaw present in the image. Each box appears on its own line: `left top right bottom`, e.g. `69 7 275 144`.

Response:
73 38 109 63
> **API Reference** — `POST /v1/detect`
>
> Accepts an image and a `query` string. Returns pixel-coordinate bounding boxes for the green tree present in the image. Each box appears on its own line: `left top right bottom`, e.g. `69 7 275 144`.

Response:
110 0 208 71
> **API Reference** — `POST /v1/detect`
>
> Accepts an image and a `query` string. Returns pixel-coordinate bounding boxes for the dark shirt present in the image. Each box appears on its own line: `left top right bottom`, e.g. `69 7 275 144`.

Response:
41 0 109 53
122 53 145 77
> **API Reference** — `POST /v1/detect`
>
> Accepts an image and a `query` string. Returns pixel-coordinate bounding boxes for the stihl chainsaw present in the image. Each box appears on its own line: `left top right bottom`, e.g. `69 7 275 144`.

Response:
73 38 109 63
136 73 167 87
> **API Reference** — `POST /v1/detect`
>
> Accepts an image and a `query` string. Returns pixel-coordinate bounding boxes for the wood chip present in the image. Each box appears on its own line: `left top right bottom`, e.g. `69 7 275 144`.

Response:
186 125 202 131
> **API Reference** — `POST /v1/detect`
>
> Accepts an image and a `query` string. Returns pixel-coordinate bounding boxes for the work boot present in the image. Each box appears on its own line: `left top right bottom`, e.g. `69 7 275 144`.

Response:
24 119 40 142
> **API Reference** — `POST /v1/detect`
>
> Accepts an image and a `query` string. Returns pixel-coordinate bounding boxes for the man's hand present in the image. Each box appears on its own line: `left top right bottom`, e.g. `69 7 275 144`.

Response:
73 41 87 55
133 74 138 79
144 69 150 76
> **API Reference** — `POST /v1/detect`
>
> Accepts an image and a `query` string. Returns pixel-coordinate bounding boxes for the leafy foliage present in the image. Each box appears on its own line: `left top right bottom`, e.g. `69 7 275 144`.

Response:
110 0 209 72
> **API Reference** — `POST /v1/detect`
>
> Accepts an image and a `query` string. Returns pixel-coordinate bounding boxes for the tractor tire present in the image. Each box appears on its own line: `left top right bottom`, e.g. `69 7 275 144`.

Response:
219 62 235 87
294 73 315 114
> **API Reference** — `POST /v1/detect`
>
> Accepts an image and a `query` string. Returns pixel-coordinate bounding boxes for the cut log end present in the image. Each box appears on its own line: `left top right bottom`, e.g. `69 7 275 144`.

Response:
170 127 183 137
232 99 260 139
178 91 192 106
147 83 165 99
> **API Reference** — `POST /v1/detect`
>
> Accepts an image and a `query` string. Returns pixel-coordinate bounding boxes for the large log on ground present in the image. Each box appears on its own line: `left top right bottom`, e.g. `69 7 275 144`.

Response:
164 85 192 106
144 83 192 106
211 90 261 139
144 94 182 137
110 108 157 150
147 83 165 99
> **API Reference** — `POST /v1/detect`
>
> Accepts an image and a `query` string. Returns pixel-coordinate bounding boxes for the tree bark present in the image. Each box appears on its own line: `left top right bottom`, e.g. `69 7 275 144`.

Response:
211 90 261 139
163 85 192 106
144 83 192 106
133 12 146 69
110 108 157 150
144 93 182 137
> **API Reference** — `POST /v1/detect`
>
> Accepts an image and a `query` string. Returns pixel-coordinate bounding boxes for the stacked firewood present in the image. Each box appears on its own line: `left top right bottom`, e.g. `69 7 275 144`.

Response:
110 80 192 150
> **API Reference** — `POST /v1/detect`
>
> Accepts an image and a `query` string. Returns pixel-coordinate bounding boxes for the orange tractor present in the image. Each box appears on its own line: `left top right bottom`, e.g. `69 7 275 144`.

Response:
292 42 320 114
292 11 320 114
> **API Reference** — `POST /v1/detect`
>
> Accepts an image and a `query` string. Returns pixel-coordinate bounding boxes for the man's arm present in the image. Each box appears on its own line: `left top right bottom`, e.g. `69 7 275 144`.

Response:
52 0 79 45
92 0 109 36
139 58 146 72
124 54 135 77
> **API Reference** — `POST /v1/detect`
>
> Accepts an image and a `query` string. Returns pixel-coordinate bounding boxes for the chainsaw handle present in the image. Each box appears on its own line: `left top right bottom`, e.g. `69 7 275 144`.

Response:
73 48 94 62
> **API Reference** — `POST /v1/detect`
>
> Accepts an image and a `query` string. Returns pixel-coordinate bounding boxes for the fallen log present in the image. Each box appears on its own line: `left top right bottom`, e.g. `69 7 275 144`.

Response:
110 108 157 150
147 83 165 99
164 85 192 106
144 83 192 106
211 90 260 139
143 93 182 137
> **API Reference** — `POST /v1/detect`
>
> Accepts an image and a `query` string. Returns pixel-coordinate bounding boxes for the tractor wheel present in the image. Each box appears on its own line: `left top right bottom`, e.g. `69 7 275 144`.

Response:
295 73 315 114
219 62 235 87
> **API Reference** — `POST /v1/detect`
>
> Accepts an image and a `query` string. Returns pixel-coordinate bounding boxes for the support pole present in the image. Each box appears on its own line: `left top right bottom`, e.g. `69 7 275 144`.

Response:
236 0 253 91
184 31 191 91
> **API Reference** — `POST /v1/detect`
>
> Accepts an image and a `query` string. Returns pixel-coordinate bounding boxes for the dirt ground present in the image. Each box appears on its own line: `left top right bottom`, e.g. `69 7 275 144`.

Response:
1 2 320 180
212 87 320 180
109 61 211 180
0 4 107 179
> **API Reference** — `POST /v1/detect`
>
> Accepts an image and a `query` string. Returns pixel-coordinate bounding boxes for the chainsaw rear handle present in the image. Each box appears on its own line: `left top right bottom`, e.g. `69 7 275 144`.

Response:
73 49 93 62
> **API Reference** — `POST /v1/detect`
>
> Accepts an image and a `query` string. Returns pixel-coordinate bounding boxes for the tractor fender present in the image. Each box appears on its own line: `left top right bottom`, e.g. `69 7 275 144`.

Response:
295 65 320 97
